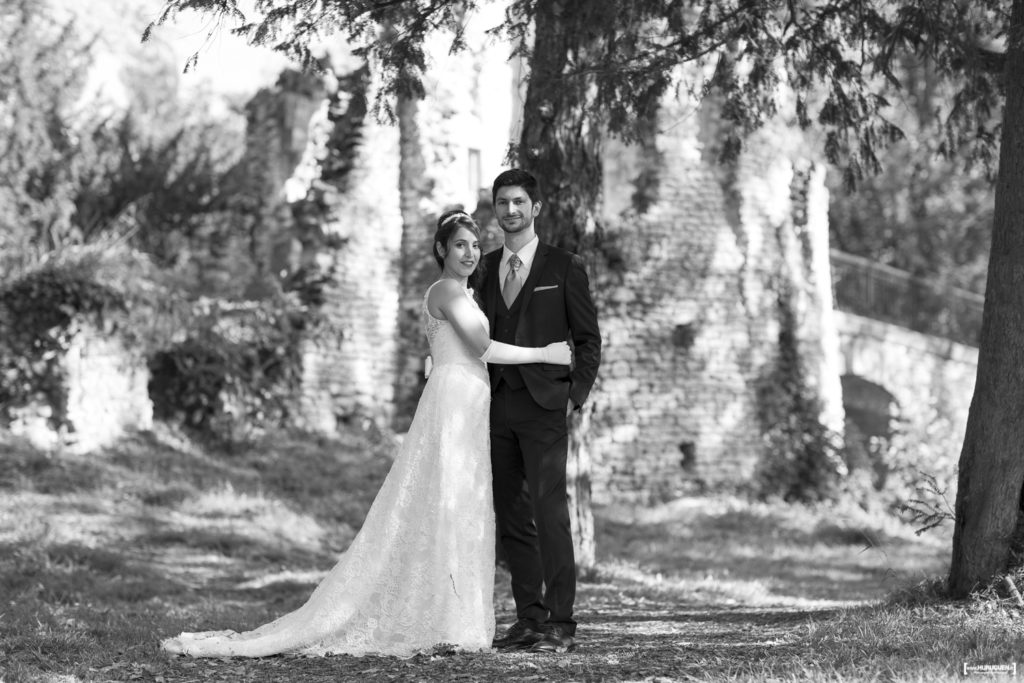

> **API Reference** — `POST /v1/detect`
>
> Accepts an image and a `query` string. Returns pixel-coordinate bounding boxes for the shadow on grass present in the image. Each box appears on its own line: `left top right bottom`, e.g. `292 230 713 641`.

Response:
0 440 109 493
103 428 394 528
139 528 295 564
583 605 860 626
596 509 948 603
0 428 968 683
0 540 190 605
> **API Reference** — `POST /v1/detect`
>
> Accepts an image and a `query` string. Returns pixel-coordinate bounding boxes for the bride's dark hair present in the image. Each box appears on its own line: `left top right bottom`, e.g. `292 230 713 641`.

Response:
433 209 486 292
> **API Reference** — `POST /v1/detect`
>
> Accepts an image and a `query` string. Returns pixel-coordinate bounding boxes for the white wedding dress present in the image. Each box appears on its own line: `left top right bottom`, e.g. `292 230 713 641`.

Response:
161 284 495 657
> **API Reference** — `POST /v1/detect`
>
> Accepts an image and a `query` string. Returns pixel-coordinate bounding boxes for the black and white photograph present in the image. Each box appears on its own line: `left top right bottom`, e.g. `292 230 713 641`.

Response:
0 0 1020 681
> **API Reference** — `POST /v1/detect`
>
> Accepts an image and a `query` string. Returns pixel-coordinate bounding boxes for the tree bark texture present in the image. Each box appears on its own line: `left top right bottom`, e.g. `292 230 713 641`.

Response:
519 0 605 251
949 0 1024 597
566 404 596 569
517 0 608 569
393 89 434 431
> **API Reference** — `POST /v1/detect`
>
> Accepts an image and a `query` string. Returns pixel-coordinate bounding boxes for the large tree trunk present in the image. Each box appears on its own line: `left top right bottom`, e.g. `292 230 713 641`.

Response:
566 405 596 569
518 2 605 250
518 0 607 570
948 0 1024 597
393 89 433 431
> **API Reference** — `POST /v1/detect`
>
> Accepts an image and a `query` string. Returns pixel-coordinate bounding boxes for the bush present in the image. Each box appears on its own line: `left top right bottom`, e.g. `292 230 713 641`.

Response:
754 283 846 502
867 410 958 528
0 260 127 430
148 296 310 443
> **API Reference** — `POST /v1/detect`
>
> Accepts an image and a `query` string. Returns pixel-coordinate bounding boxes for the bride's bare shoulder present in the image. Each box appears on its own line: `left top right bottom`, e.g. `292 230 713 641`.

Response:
425 279 465 319
426 278 462 304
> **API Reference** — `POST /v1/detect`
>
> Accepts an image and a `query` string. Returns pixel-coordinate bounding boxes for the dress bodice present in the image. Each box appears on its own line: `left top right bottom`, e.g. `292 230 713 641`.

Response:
423 283 488 371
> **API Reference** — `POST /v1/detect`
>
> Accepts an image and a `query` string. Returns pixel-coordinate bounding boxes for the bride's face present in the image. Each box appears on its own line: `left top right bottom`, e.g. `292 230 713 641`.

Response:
439 227 480 279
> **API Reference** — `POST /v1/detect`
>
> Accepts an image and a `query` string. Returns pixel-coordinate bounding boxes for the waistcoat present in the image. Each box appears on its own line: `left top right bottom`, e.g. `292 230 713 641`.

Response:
492 292 525 389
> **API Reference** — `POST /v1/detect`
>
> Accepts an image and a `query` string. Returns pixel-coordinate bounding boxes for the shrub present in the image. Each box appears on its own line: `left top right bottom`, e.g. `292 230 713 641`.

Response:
148 296 310 443
0 260 127 431
754 282 846 502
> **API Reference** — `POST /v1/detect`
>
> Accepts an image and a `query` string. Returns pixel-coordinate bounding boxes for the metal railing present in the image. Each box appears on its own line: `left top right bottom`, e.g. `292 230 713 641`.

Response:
829 249 984 347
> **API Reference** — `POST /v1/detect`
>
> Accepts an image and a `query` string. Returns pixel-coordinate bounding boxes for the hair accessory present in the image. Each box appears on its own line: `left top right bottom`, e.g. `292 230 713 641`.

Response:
440 211 471 227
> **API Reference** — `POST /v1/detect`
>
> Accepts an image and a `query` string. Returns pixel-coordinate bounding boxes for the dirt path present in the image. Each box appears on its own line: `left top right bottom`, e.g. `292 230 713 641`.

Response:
146 525 947 683
1 433 955 682
145 584 869 682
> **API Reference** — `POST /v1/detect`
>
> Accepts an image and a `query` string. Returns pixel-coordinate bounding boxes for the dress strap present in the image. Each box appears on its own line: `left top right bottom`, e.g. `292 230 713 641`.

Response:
424 279 474 308
424 280 443 300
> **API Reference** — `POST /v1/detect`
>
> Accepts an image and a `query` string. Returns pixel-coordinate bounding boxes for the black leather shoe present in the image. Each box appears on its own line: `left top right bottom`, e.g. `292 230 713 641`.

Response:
492 620 544 650
530 625 576 653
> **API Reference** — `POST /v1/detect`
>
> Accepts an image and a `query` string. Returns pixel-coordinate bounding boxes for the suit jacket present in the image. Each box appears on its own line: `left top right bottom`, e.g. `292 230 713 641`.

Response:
482 242 601 411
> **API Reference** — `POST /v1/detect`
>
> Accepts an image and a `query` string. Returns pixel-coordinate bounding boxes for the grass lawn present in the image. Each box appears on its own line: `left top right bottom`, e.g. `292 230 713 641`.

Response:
1 425 1021 682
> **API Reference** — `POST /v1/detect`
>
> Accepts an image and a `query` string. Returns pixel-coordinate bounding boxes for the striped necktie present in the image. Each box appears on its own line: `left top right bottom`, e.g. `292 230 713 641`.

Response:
502 253 523 308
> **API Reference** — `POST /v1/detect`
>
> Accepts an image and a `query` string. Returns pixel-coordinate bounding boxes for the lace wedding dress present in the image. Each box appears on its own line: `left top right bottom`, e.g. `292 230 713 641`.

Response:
161 284 495 657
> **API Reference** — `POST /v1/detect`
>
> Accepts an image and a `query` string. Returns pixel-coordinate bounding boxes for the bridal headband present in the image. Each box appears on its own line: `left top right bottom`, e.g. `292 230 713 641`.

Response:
440 211 471 227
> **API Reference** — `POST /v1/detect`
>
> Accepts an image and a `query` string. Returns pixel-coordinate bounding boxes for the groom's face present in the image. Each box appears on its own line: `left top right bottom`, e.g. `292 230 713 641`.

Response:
494 185 541 235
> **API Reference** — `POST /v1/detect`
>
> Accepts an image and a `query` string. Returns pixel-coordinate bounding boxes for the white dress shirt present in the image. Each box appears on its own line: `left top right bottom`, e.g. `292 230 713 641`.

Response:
499 236 540 286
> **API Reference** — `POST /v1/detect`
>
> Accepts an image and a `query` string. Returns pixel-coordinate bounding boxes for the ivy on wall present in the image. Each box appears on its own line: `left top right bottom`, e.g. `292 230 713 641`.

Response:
754 280 845 502
148 297 314 444
0 261 127 431
0 248 324 445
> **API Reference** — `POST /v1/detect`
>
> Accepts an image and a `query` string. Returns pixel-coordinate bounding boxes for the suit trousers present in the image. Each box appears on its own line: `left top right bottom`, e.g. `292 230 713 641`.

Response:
490 381 576 633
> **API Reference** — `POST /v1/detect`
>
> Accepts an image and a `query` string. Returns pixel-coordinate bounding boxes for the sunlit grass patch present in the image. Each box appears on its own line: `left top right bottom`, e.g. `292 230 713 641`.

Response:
139 527 293 564
139 481 342 571
587 557 778 608
795 601 1024 681
232 570 325 607
181 482 325 537
102 426 393 531
596 495 949 605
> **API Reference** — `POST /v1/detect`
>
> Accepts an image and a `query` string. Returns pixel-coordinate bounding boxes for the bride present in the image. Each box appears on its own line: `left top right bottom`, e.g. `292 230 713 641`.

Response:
160 210 571 658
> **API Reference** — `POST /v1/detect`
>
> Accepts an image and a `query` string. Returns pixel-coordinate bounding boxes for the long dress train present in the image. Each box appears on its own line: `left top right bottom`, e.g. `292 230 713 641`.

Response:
160 284 495 657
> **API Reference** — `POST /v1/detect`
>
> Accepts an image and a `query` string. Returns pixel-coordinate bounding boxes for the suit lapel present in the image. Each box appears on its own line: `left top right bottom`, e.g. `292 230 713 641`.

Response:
517 242 549 318
484 249 501 332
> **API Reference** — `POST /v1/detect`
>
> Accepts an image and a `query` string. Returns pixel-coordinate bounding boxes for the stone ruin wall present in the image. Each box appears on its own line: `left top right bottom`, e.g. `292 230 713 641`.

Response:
276 51 844 504
4 40 975 510
64 326 153 451
291 32 520 433
4 45 843 511
296 153 404 435
585 95 840 505
9 322 152 453
241 55 970 506
232 59 420 436
285 66 404 434
835 311 978 481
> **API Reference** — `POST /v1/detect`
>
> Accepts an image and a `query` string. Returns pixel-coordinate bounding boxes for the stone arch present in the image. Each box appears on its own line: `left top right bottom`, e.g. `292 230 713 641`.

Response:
840 373 898 488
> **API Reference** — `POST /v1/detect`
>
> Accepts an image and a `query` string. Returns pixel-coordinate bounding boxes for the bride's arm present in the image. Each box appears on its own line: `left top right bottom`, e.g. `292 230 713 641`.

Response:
428 279 490 355
428 280 570 365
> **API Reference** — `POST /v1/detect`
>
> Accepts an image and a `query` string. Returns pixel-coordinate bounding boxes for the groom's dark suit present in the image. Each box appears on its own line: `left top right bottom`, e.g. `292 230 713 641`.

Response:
482 241 601 636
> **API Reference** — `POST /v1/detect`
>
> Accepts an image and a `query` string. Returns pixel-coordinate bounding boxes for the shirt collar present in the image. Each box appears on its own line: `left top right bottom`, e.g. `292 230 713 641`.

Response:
502 236 540 271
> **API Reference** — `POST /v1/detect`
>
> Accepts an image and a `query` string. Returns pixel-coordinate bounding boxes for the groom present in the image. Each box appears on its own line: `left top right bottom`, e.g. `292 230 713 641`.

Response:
482 169 601 654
